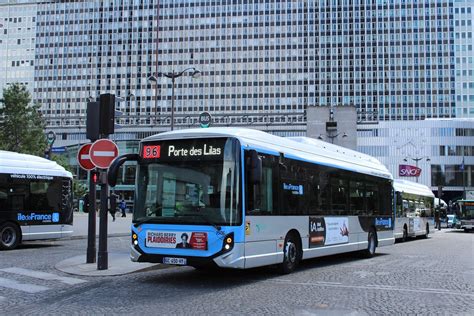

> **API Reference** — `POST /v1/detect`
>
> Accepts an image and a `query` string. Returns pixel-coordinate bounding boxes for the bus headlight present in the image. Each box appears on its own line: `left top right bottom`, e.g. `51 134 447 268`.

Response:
132 232 138 246
222 233 234 253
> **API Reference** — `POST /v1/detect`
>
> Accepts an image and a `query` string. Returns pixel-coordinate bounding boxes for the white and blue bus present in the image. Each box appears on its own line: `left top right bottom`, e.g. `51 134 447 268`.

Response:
108 128 394 273
393 179 435 241
0 151 73 250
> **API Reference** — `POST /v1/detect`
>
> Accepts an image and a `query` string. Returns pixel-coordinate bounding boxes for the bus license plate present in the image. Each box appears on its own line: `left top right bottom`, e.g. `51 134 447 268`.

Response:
163 257 187 265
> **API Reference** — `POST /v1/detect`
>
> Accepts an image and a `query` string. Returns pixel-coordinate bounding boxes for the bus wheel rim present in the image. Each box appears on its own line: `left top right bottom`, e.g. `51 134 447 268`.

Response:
1 227 15 247
369 234 375 253
286 241 297 263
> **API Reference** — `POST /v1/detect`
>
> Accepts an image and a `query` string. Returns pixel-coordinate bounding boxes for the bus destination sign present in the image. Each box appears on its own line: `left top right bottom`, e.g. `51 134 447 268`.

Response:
141 139 226 161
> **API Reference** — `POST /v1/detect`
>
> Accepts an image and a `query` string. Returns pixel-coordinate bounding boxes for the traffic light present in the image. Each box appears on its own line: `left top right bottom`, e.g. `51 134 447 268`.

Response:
91 171 100 184
99 93 115 135
86 101 100 141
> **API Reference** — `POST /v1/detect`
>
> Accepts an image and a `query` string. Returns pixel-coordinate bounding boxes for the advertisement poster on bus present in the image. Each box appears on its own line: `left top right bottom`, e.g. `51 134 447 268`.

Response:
146 231 208 250
413 218 422 232
325 217 349 245
309 217 325 247
309 217 349 247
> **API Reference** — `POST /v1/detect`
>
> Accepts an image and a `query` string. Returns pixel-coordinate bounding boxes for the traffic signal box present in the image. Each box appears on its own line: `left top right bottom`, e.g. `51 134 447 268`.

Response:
99 93 115 136
86 93 117 141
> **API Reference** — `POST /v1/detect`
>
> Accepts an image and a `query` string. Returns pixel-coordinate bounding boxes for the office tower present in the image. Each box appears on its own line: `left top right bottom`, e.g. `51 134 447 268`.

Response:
0 0 37 97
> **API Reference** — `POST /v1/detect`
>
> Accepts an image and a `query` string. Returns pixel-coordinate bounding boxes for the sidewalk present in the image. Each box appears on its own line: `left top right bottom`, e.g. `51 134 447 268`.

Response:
55 212 160 276
71 211 132 238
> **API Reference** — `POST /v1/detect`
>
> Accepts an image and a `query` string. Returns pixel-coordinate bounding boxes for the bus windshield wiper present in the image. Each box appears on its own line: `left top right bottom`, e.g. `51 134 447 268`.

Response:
133 217 162 226
180 211 222 232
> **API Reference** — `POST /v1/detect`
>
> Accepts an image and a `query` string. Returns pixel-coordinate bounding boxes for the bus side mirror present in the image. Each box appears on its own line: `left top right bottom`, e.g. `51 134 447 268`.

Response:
108 154 139 187
248 150 262 185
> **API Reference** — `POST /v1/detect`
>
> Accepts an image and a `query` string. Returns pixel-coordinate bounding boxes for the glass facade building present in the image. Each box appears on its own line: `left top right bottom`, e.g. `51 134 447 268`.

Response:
0 0 37 97
453 0 474 118
29 0 473 136
357 118 474 201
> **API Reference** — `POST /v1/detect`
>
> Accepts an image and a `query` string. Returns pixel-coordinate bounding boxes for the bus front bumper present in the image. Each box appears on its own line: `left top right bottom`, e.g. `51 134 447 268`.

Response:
130 243 245 269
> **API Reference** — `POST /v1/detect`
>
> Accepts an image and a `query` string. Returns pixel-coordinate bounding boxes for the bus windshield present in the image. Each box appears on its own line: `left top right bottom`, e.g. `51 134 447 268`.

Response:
134 137 241 226
459 201 474 219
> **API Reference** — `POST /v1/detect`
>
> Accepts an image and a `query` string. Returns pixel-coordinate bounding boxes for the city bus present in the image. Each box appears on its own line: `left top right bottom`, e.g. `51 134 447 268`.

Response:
0 150 73 250
393 179 435 241
455 200 474 231
108 128 394 273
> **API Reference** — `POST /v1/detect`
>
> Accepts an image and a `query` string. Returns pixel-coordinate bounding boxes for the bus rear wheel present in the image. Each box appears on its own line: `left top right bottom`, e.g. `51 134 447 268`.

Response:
0 223 21 250
363 229 377 258
278 233 301 274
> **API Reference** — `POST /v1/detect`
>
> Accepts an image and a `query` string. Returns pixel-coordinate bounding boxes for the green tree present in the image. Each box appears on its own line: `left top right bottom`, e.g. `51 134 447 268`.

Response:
0 83 48 156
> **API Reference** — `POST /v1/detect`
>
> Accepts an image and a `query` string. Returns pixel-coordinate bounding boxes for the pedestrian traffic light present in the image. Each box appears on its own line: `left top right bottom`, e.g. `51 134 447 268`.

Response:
91 171 99 184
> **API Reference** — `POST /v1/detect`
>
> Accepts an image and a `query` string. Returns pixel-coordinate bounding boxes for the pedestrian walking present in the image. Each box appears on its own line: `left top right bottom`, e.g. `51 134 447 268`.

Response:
119 199 127 217
109 193 118 222
435 208 441 230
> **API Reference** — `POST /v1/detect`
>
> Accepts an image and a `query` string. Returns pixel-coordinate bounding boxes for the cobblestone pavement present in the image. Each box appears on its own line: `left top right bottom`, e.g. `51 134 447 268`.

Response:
0 229 472 315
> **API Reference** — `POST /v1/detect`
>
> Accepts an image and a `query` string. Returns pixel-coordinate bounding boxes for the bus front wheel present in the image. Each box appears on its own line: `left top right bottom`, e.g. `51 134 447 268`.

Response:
278 233 301 274
0 222 21 250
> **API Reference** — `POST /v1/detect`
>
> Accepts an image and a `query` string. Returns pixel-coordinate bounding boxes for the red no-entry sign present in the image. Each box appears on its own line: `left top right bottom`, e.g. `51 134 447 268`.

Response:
77 143 95 171
90 139 119 169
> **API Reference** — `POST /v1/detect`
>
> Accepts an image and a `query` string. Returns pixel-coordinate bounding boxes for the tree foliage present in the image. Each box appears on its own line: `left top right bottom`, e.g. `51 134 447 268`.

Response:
0 83 48 156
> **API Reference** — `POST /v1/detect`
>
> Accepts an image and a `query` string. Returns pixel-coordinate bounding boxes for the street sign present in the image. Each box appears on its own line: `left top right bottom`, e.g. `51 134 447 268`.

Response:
399 164 421 177
51 147 66 153
199 111 211 128
77 143 95 171
89 139 119 169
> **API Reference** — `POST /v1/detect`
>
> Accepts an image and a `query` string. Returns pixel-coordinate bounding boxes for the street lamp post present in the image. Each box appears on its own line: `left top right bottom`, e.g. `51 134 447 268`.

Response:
148 67 201 131
317 107 348 144
318 132 348 144
404 156 431 183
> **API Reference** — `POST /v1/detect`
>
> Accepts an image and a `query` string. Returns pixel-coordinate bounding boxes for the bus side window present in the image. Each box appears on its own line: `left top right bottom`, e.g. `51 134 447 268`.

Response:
365 182 379 216
379 182 392 216
330 177 348 215
246 152 277 215
308 168 321 215
350 180 365 216
319 168 331 214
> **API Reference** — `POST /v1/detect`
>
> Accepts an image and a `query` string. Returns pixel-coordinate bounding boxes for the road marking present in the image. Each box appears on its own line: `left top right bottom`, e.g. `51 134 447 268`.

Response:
267 280 474 298
0 277 49 293
0 268 87 285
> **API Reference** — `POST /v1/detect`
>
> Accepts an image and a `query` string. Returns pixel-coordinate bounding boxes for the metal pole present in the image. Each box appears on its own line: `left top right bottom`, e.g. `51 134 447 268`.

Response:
97 170 108 270
171 76 175 131
462 155 466 199
86 171 96 263
154 0 160 125
415 158 419 183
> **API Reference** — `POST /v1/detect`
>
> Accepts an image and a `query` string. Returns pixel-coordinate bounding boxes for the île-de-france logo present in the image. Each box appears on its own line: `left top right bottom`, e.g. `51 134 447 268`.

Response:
52 213 60 223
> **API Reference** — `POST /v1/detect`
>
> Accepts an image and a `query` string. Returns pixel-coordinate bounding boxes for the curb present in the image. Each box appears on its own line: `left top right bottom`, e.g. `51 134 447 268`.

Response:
55 253 162 276
70 233 130 240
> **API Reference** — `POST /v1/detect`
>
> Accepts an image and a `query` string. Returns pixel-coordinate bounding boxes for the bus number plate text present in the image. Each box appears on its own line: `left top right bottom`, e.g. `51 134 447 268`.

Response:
163 257 187 265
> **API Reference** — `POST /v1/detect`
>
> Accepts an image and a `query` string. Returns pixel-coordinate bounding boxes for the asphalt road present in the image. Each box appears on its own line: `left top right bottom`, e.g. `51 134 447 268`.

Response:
0 229 472 315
